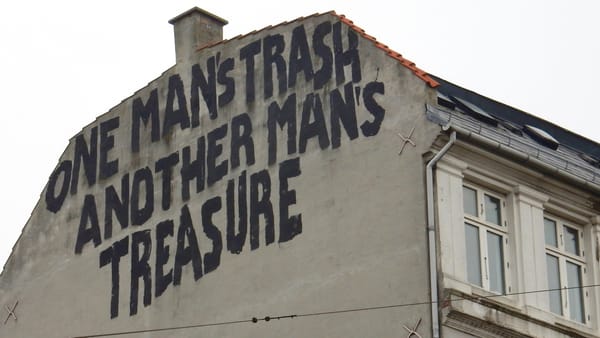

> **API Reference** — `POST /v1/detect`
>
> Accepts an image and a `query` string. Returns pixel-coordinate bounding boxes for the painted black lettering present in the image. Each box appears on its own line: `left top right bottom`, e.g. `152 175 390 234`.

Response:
267 94 297 165
230 113 255 170
181 137 206 201
330 82 359 148
75 194 102 254
191 57 217 124
104 173 130 240
131 89 160 153
360 81 385 137
202 197 223 274
333 22 361 85
174 205 203 285
71 126 98 195
99 236 129 319
130 230 152 316
288 24 313 89
279 157 302 243
226 171 247 254
99 117 119 180
312 21 333 90
155 219 174 298
239 39 261 103
45 160 72 213
131 167 154 226
163 74 190 136
207 123 228 186
299 93 330 153
155 152 180 211
250 170 274 250
263 34 287 99
217 57 235 107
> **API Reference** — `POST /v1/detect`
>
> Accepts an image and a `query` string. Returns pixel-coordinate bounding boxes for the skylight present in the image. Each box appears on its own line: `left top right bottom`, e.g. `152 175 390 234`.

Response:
523 125 560 150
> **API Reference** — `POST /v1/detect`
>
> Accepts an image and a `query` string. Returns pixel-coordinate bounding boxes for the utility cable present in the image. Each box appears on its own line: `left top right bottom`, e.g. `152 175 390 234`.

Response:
72 283 600 337
72 319 252 338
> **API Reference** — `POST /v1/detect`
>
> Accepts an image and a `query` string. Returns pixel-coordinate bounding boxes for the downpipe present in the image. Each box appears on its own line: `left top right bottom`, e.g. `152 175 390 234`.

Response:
426 130 456 338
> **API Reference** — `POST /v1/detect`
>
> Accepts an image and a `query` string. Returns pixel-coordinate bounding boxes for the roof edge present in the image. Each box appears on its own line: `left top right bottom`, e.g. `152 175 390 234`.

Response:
194 11 439 88
333 13 439 88
196 11 336 52
432 74 600 157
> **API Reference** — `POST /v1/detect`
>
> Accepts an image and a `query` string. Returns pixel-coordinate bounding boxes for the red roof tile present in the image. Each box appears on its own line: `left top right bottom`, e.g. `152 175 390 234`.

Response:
334 13 439 88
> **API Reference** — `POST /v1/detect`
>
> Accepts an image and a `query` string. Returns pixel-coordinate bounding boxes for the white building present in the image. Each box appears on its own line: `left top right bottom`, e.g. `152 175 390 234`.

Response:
432 76 600 337
0 7 598 338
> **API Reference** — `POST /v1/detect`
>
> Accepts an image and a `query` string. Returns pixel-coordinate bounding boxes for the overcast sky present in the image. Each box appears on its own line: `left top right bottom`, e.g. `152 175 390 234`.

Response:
0 0 598 266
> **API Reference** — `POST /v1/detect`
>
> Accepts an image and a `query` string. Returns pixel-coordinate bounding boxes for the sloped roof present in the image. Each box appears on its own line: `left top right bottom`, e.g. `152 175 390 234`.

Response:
433 75 600 158
428 75 600 190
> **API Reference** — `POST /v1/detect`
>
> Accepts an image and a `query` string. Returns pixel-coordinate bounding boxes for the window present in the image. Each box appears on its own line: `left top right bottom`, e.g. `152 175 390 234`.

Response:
463 185 508 294
544 216 587 323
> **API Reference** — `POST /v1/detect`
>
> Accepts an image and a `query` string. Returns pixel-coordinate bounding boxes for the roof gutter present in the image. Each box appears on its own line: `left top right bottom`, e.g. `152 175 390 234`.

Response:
447 125 600 195
426 129 456 338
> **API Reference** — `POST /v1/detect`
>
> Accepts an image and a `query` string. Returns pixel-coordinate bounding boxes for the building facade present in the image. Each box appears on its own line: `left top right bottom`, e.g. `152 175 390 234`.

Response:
431 77 600 337
0 7 598 338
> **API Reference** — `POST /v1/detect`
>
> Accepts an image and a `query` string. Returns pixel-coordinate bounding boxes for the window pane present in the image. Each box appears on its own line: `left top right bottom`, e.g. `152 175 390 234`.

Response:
546 254 562 316
487 231 505 294
484 194 501 225
563 226 580 256
544 218 557 247
465 223 482 286
463 187 477 216
566 262 585 323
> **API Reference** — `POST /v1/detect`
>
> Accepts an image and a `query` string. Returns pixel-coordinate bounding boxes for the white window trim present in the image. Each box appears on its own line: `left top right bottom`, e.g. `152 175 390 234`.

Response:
463 183 510 294
435 157 516 306
435 153 600 335
543 214 590 325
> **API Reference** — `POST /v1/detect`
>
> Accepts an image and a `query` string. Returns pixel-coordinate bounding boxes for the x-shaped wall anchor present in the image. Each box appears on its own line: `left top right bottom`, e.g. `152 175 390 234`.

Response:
397 126 416 155
4 301 18 325
403 318 422 338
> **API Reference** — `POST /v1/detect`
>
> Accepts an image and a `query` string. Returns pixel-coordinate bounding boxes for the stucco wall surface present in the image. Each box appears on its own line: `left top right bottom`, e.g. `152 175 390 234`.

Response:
0 13 441 338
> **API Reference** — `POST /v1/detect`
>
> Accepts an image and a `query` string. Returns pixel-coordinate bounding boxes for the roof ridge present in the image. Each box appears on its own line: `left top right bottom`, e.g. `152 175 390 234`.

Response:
196 11 336 53
334 13 438 88
195 11 438 88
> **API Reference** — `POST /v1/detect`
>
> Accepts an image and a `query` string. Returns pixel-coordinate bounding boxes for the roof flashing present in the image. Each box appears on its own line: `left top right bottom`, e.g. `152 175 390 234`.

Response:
450 95 498 127
498 120 523 136
580 153 600 169
437 92 456 110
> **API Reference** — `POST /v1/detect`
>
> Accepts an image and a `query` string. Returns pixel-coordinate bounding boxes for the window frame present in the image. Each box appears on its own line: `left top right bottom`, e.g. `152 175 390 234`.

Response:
543 214 589 324
435 152 600 334
462 183 510 295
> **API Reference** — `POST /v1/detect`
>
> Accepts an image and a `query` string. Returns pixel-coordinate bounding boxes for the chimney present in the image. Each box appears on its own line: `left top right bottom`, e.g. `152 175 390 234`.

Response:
169 7 228 64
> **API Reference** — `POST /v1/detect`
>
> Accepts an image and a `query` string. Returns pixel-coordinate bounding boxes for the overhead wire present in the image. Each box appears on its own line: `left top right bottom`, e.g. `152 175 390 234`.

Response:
72 283 600 337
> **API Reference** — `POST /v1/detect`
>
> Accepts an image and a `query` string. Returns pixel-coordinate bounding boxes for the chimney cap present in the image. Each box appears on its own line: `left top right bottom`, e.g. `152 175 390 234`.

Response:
169 7 228 25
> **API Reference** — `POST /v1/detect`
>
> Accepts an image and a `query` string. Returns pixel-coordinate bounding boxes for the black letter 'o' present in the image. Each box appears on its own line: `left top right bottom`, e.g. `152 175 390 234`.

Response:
46 160 73 213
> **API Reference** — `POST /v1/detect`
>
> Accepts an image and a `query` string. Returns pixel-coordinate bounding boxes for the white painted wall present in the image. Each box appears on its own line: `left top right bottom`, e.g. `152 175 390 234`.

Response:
0 12 440 338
